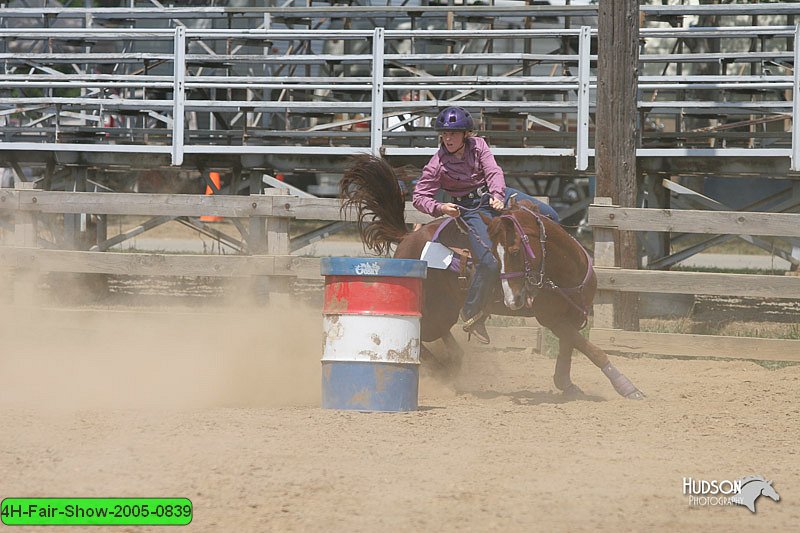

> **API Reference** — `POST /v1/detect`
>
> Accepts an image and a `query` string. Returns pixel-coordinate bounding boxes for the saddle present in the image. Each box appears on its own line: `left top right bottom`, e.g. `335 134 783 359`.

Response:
420 217 475 290
450 247 473 290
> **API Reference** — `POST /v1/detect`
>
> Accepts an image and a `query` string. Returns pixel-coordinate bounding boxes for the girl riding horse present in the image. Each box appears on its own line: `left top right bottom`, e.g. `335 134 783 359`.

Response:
340 154 645 400
412 106 558 344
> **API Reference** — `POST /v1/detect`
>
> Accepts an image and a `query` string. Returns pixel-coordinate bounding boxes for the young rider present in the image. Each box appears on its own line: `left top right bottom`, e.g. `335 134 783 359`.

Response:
412 106 559 344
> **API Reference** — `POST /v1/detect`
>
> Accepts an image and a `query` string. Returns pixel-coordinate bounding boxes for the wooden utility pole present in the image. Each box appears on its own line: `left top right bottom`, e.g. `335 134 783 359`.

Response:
596 0 640 330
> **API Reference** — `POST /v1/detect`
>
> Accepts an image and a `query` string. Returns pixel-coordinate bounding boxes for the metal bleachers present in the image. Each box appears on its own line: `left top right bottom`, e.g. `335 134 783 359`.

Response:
2 2 800 182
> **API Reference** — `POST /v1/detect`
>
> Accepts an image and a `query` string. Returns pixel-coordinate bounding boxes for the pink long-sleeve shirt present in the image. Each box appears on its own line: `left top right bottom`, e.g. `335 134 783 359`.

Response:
412 136 506 217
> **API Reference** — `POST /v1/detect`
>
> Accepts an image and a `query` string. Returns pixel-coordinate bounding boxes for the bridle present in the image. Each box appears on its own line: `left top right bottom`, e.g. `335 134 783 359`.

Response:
496 206 595 327
497 206 548 296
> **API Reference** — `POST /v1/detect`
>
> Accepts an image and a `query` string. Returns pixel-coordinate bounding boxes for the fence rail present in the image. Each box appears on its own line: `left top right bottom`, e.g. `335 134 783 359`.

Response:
0 188 430 223
0 247 326 279
588 205 800 238
595 269 800 299
589 329 800 363
0 187 427 282
589 197 800 361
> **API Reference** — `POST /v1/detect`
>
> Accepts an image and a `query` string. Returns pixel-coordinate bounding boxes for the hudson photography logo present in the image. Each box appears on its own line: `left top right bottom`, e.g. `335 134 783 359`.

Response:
683 476 781 513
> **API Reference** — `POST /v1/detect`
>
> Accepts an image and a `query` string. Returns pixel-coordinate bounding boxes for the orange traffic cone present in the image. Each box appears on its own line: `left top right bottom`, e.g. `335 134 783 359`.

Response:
200 171 223 222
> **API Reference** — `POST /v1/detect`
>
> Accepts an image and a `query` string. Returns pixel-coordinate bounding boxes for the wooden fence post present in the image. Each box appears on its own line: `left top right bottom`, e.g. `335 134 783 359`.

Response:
245 171 268 302
792 182 800 272
261 188 292 305
13 182 39 304
596 0 640 330
64 166 87 250
592 197 615 329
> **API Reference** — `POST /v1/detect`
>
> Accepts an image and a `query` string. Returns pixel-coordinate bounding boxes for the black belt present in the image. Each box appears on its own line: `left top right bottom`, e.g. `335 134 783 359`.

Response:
452 185 489 203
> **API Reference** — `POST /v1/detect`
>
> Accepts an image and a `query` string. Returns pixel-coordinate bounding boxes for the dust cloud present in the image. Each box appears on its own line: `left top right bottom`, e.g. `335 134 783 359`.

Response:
0 278 322 410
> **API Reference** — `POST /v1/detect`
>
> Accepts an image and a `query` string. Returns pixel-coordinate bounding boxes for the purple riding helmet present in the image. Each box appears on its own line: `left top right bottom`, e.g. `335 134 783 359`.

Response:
434 106 474 131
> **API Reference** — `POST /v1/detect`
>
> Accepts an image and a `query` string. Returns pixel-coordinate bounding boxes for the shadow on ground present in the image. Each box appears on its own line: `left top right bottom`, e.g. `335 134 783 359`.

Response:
460 388 606 405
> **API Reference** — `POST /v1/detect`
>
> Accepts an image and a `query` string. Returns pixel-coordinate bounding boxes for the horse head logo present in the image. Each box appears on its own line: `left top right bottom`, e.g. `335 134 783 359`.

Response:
731 476 780 513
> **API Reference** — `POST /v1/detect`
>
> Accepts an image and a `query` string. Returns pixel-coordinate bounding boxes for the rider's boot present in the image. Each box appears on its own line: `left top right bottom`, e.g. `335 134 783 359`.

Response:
460 310 490 344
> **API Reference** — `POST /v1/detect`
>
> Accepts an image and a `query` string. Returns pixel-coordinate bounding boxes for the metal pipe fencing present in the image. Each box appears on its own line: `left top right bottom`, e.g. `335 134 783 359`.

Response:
2 24 800 169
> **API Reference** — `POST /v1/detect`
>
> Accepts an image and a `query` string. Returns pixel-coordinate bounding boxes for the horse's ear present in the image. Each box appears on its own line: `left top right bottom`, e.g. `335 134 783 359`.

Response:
479 212 492 225
501 217 520 253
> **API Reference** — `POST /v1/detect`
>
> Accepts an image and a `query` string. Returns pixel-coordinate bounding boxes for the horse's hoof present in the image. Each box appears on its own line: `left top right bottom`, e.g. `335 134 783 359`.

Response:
625 389 646 400
562 383 585 397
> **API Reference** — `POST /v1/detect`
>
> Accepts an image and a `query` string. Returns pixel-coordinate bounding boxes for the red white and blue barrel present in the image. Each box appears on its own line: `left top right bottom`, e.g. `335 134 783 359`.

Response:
321 257 427 412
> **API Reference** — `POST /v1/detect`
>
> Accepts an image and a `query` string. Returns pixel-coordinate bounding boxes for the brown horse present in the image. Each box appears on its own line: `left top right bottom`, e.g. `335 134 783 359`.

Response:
485 201 644 399
340 154 644 400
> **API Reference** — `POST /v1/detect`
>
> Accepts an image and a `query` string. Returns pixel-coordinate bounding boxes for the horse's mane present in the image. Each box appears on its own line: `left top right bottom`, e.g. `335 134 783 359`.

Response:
488 200 544 243
339 154 409 256
505 200 576 244
516 198 540 214
739 476 769 487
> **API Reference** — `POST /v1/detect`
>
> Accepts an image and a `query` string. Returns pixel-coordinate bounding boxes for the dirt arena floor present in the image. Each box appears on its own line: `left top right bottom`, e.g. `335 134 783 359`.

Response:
1 295 798 532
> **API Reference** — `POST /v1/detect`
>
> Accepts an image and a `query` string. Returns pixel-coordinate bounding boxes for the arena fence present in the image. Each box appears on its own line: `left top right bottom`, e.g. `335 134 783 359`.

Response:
589 197 800 362
0 184 542 353
4 186 799 361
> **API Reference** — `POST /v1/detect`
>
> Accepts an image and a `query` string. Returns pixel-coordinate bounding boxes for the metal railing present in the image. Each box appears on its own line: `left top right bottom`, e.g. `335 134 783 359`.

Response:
1 23 800 170
0 26 595 168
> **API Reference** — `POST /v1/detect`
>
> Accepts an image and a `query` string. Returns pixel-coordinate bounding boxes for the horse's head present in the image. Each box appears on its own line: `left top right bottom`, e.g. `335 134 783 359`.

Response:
734 476 781 513
761 480 780 502
485 201 546 311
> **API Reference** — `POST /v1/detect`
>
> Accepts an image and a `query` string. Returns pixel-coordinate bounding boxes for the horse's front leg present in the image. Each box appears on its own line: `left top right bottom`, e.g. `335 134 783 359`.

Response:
553 336 584 397
550 323 645 400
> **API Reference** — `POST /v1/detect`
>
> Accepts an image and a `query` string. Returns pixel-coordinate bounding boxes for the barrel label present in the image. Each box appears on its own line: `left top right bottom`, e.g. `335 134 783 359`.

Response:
354 261 381 275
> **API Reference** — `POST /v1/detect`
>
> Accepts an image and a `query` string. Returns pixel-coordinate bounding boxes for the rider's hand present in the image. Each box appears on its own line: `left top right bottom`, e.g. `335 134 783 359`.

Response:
489 197 505 211
439 203 461 217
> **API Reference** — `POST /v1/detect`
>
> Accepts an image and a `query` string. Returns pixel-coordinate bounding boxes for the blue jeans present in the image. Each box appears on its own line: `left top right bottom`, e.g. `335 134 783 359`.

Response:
457 187 558 320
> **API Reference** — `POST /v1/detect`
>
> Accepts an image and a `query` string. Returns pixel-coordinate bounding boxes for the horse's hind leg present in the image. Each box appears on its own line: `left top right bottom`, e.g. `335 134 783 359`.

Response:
432 330 464 377
550 323 645 400
441 329 465 361
420 334 462 380
420 343 447 376
553 337 584 397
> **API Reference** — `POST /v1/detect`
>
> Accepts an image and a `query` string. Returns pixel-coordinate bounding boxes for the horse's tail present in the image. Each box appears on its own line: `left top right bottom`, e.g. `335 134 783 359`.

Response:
340 154 409 256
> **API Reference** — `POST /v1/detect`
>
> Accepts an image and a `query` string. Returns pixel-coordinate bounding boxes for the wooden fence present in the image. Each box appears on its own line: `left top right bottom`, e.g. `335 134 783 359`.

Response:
589 196 800 362
0 185 425 279
0 185 543 351
3 186 799 361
